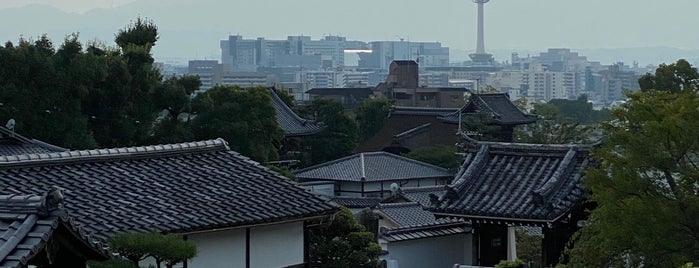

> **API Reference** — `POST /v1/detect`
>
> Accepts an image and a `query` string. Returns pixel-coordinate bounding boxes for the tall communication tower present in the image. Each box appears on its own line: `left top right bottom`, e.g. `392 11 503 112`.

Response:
469 0 495 64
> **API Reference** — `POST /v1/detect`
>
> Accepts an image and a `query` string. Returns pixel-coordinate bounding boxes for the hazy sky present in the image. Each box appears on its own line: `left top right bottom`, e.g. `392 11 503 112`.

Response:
1 0 698 62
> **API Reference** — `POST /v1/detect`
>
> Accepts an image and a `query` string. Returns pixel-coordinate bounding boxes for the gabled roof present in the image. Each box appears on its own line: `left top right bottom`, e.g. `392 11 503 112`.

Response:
269 88 325 137
379 221 470 242
294 152 453 182
375 202 435 227
0 190 107 267
429 139 592 225
0 139 338 242
0 126 67 156
439 93 536 125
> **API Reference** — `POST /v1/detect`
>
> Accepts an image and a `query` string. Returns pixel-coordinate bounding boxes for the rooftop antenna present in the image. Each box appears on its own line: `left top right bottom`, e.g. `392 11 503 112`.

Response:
5 118 15 135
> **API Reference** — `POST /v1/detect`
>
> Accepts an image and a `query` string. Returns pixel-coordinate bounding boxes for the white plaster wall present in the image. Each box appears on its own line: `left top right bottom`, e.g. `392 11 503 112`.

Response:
187 229 246 268
382 233 473 268
250 221 305 268
338 182 362 197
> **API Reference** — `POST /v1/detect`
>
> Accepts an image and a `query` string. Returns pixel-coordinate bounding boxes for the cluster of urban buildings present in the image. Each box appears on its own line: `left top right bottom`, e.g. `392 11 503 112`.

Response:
181 35 644 108
175 0 646 108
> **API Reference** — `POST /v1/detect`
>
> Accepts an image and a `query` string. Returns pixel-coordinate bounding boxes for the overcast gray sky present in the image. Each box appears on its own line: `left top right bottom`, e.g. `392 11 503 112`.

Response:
1 0 697 63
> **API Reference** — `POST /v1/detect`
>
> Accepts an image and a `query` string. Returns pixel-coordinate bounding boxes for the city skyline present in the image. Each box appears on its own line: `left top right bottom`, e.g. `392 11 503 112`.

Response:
1 0 698 65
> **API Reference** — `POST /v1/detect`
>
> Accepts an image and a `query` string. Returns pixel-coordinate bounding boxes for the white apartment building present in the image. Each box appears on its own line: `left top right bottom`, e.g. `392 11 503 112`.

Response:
525 71 575 102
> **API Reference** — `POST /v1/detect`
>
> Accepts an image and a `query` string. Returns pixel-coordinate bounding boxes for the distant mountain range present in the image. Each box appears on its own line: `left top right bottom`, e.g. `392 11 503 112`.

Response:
1 2 697 67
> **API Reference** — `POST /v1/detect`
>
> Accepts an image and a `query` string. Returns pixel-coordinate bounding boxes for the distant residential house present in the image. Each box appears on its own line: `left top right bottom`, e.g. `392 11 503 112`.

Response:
0 190 108 267
374 202 473 268
294 152 454 198
428 137 593 266
0 125 67 156
0 139 338 268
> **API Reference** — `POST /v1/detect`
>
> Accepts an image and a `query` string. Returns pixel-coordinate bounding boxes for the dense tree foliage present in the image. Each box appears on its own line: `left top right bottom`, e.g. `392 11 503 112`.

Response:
300 99 359 164
107 232 196 268
355 97 391 141
308 207 381 268
0 18 169 148
514 103 592 144
548 95 611 124
638 59 698 92
0 19 286 165
567 73 699 265
191 86 284 163
515 228 542 268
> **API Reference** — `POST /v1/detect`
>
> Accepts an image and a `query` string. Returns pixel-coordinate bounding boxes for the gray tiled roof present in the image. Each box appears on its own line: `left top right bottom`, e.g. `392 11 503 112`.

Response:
376 202 435 227
439 93 537 125
294 152 454 182
0 191 107 267
379 221 470 242
331 197 382 209
0 139 338 243
269 88 325 137
398 185 448 206
0 126 67 156
430 140 592 224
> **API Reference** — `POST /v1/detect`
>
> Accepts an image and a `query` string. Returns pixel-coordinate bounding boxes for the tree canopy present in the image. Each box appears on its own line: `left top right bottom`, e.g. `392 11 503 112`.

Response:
355 97 391 141
567 65 699 266
308 207 381 268
190 86 284 163
300 98 359 165
107 232 196 268
638 59 698 93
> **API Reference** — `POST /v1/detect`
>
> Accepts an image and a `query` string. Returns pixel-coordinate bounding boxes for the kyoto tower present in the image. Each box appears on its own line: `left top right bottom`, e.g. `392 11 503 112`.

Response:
469 0 495 64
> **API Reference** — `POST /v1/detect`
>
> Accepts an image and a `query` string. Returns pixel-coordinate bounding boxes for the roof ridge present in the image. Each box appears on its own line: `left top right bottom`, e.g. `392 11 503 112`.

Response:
0 125 33 144
370 151 452 172
463 134 596 149
269 88 321 126
0 139 230 168
400 185 448 192
378 201 421 208
293 153 361 174
382 220 467 234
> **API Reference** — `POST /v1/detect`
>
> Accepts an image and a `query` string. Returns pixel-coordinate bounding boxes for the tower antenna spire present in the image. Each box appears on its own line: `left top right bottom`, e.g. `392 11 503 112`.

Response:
469 0 494 64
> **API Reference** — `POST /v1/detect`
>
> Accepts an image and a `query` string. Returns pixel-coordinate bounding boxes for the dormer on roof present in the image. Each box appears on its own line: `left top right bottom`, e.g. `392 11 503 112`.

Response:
269 88 325 137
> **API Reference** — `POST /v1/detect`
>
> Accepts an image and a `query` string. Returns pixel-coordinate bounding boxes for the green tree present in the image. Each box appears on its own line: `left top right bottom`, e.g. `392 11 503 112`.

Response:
308 207 381 268
355 97 391 141
149 75 200 144
514 103 591 144
567 90 699 267
300 99 359 164
191 86 284 163
639 59 698 92
515 228 542 268
107 232 196 268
